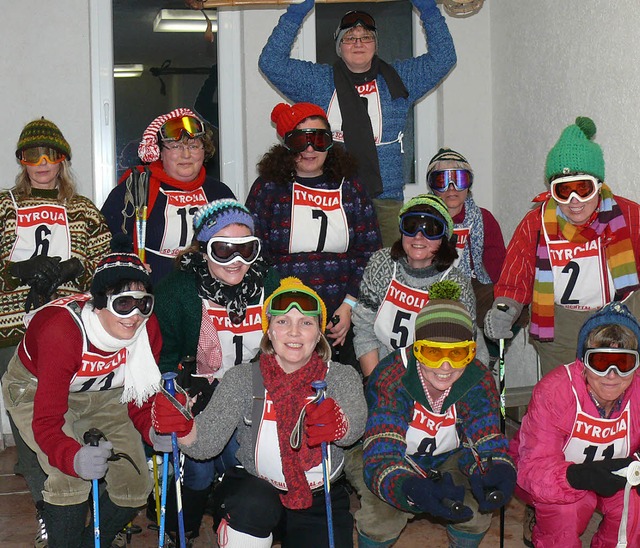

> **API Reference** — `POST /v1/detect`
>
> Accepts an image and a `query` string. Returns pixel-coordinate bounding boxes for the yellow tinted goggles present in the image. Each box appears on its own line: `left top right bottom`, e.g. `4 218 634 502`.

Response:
413 340 476 369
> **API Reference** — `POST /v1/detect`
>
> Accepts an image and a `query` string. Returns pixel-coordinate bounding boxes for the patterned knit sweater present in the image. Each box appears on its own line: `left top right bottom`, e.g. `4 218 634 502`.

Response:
363 348 514 512
0 189 110 348
245 175 381 316
352 248 476 359
258 0 456 201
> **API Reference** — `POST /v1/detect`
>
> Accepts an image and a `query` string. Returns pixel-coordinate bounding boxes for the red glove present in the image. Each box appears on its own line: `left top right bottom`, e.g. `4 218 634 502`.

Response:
152 392 194 437
305 398 348 447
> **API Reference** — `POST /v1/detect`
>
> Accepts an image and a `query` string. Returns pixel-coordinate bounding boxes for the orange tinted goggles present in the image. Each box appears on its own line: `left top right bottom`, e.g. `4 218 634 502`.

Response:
20 147 66 166
413 340 476 369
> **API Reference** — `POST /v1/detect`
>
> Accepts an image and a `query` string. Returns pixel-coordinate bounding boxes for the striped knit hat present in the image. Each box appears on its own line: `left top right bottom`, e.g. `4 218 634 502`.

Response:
545 116 604 182
193 199 255 243
90 234 150 298
16 117 71 160
415 281 473 343
138 107 201 163
399 194 454 239
426 147 473 177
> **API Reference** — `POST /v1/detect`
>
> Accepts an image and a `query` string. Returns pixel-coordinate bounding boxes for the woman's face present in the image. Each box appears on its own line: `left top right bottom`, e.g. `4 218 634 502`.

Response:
402 232 442 269
160 137 205 182
268 308 321 374
339 25 376 74
95 282 147 340
420 361 466 396
557 193 600 226
294 119 329 179
435 187 468 218
585 367 634 407
206 223 253 286
25 159 61 190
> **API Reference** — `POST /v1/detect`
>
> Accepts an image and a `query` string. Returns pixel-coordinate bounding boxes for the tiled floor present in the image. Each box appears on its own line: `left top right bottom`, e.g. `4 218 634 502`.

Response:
0 445 597 547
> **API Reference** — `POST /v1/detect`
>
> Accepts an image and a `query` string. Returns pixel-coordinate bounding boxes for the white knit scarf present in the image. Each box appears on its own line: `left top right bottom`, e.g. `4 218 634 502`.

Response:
81 305 161 406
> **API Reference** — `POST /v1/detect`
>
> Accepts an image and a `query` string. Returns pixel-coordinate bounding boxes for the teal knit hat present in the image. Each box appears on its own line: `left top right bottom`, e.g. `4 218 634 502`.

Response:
545 117 604 182
193 199 255 242
399 194 454 238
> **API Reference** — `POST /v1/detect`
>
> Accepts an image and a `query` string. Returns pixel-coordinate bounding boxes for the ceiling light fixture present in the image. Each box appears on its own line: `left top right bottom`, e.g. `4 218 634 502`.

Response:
113 64 145 78
153 9 218 33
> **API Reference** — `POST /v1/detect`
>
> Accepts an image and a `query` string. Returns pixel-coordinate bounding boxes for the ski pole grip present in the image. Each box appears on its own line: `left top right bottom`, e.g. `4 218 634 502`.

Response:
496 303 509 312
312 380 327 402
485 489 504 505
83 428 103 447
162 371 178 398
442 498 465 515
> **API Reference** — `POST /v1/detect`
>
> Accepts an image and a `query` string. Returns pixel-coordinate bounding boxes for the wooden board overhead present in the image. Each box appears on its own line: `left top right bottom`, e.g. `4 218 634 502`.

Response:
192 0 396 7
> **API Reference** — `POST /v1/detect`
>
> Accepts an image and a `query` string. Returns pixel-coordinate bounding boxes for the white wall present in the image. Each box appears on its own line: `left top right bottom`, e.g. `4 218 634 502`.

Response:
0 1 94 199
491 0 640 239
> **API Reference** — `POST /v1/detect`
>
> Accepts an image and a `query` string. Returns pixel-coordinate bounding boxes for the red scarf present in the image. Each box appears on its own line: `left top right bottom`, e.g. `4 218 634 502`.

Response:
259 352 327 509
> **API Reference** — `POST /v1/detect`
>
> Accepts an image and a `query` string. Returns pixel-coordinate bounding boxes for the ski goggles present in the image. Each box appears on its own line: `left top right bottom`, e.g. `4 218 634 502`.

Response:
19 147 66 166
159 116 205 142
428 169 473 192
338 11 377 32
106 291 154 319
550 175 601 204
400 212 448 240
583 348 640 377
284 129 333 153
201 236 261 266
268 289 322 317
413 340 477 369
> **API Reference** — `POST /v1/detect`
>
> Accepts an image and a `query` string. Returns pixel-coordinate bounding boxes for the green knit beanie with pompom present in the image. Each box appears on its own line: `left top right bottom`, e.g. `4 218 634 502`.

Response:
545 116 604 182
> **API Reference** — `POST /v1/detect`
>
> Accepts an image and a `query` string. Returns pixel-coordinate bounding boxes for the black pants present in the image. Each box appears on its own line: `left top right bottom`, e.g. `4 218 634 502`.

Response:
212 467 353 547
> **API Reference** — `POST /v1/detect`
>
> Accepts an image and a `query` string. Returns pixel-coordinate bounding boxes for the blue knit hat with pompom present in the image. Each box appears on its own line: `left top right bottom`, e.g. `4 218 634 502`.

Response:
193 199 254 243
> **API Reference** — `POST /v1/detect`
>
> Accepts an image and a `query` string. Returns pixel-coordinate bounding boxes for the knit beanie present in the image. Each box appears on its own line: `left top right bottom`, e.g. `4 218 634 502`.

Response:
576 301 640 360
271 103 328 138
192 199 255 243
16 117 71 160
426 148 473 178
399 194 454 238
545 116 604 182
262 277 327 333
334 12 378 57
90 234 150 297
138 107 201 163
414 280 473 342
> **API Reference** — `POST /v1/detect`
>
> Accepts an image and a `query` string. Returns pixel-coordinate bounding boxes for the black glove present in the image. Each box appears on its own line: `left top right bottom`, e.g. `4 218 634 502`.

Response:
469 462 516 512
10 255 61 284
566 458 632 497
40 258 84 300
402 472 473 522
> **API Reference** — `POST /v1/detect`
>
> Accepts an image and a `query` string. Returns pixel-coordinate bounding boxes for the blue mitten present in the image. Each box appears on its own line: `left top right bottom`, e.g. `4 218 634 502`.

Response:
286 0 314 23
73 441 113 480
402 472 473 522
469 462 516 512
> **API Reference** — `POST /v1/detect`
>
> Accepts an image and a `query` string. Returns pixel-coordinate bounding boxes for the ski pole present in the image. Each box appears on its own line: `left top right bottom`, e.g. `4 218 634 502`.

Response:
152 455 161 525
496 311 508 548
158 450 169 547
83 429 103 548
311 380 335 548
162 372 187 548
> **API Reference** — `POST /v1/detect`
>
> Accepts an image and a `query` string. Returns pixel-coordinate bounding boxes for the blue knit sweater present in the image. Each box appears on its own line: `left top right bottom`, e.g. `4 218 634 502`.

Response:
258 0 456 201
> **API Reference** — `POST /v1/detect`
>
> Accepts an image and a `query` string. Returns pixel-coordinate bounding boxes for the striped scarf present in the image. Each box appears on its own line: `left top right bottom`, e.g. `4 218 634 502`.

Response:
531 184 639 341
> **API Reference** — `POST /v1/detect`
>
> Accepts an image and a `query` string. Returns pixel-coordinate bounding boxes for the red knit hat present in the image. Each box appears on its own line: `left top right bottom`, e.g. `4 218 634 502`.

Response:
271 102 328 138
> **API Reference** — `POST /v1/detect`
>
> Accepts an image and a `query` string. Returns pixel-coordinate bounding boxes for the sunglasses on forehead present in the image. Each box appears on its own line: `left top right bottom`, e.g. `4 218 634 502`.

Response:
20 147 66 166
284 129 333 154
550 175 602 204
268 290 322 317
583 348 640 377
200 236 261 266
338 10 376 32
159 116 205 142
413 340 477 369
106 291 154 319
428 169 473 192
399 212 448 240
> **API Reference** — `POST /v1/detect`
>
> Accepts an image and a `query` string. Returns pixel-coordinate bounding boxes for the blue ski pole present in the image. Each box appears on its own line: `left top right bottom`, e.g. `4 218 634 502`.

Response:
161 372 187 548
311 379 335 548
83 429 103 548
158 449 169 547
